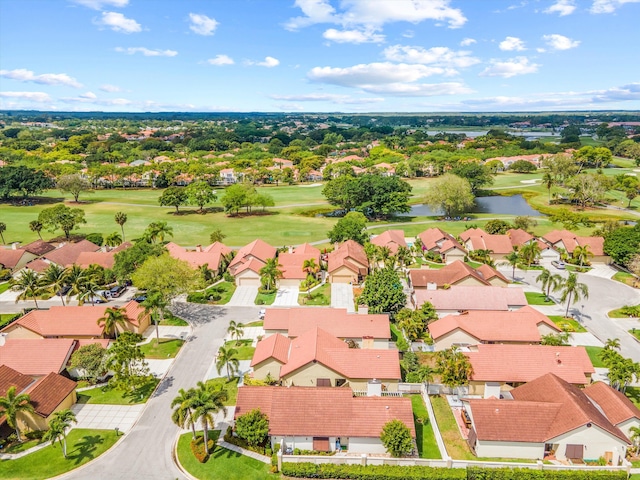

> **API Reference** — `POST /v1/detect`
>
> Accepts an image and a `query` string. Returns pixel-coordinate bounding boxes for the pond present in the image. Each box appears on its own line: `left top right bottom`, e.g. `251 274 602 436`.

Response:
400 194 542 217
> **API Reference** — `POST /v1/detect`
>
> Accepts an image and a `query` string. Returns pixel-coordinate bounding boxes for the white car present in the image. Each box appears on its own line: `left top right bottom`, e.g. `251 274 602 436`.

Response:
258 308 266 320
551 260 566 270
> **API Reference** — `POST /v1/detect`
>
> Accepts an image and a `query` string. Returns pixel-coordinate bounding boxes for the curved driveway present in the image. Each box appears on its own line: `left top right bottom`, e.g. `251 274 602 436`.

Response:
59 304 259 480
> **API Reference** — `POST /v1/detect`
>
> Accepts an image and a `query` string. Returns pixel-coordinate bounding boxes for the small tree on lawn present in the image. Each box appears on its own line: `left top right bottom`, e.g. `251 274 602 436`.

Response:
69 343 108 384
43 409 77 458
380 419 413 457
235 408 269 448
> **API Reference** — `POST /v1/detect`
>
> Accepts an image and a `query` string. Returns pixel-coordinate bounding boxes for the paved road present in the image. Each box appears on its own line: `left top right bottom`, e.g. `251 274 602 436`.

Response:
59 303 259 480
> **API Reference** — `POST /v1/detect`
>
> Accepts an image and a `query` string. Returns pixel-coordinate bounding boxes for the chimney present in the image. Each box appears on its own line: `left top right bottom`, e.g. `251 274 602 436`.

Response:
427 282 437 291
11 242 19 250
196 245 202 252
358 305 369 315
367 379 382 397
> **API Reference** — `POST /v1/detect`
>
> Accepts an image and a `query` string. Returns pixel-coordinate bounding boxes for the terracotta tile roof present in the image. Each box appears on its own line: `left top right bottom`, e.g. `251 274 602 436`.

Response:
418 228 465 253
327 240 369 274
293 243 321 256
76 251 117 269
25 372 77 418
415 286 526 311
541 231 605 256
235 386 415 439
409 261 489 288
585 381 640 426
229 239 276 270
23 258 50 273
0 365 34 397
119 300 148 327
278 327 400 380
460 229 514 254
166 242 231 270
44 240 100 267
5 306 107 338
541 229 577 245
264 308 390 339
440 238 467 254
476 264 508 283
466 345 594 384
506 228 534 247
370 230 407 254
22 240 55 256
0 338 76 376
428 307 560 343
74 339 111 351
233 257 266 275
250 333 291 367
278 251 320 280
0 249 27 269
110 241 133 253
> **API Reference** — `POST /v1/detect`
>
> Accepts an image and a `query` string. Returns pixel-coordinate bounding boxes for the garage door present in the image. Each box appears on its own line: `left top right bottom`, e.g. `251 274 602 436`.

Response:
237 277 260 287
331 275 353 284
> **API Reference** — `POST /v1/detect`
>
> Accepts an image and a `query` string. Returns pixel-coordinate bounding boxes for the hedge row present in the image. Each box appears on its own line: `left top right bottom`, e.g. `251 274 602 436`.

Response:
281 464 627 480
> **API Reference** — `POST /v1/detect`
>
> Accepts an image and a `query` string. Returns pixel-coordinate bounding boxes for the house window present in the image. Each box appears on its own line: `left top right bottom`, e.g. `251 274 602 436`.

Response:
565 444 584 459
336 379 346 387
313 437 330 452
317 378 331 387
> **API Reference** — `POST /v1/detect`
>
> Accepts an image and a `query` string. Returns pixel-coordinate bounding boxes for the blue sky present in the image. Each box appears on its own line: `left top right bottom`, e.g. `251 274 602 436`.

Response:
1 0 639 113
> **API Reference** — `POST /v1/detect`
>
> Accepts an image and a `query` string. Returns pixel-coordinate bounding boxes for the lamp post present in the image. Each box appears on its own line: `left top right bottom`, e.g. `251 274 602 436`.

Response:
114 427 120 437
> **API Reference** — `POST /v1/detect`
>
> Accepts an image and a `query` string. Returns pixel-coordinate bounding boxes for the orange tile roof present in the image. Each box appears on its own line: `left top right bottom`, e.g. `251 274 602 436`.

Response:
278 251 320 280
0 365 34 397
415 286 526 311
506 228 534 247
119 300 147 327
327 240 368 274
0 338 76 376
541 230 605 256
23 258 50 273
235 386 415 439
476 264 509 283
229 239 276 270
25 372 77 418
250 333 291 367
0 249 28 269
76 250 117 269
44 240 100 267
264 308 390 339
418 228 454 250
466 345 594 385
233 257 266 275
6 306 107 337
428 307 560 343
21 240 56 256
409 261 490 288
166 242 231 270
460 229 514 254
293 243 321 256
370 230 407 254
585 381 640 426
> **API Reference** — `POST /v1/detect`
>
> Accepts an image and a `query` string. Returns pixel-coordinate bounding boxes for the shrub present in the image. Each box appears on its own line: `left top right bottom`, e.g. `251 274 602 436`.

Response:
380 419 413 457
85 233 104 246
186 292 208 304
620 305 640 317
223 272 234 282
190 435 214 463
281 463 467 479
0 269 11 281
466 466 626 479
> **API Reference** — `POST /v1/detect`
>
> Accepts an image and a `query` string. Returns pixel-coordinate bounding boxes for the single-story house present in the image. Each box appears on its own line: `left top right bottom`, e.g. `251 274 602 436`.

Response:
465 344 594 397
428 306 561 351
584 381 640 439
412 285 527 316
0 248 37 273
235 386 415 454
417 228 467 264
21 239 56 257
409 260 507 290
277 243 321 288
327 240 369 284
0 338 77 377
370 230 407 255
475 264 510 286
43 240 101 268
251 327 400 391
263 307 390 348
0 366 77 435
228 239 276 286
540 230 610 264
506 228 535 249
76 242 132 269
464 373 630 464
460 228 514 261
165 241 231 272
22 258 51 274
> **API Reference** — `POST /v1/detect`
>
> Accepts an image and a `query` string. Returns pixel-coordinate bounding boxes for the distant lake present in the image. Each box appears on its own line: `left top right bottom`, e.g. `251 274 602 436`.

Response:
401 194 542 217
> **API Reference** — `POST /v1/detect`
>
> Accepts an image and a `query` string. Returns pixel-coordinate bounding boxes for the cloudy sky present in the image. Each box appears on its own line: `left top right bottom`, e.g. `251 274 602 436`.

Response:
1 0 639 112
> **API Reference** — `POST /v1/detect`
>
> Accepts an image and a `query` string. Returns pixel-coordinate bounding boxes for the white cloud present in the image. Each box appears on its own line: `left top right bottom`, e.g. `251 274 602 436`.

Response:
382 45 480 69
460 37 476 46
402 30 415 38
248 56 280 68
542 34 580 50
590 0 640 13
99 84 121 92
322 28 385 44
188 13 218 35
270 93 384 104
115 47 178 57
207 55 234 66
544 0 577 16
499 36 526 51
286 0 467 30
0 68 83 88
360 82 473 96
96 11 141 33
79 91 97 99
0 91 52 102
480 57 540 78
70 0 128 9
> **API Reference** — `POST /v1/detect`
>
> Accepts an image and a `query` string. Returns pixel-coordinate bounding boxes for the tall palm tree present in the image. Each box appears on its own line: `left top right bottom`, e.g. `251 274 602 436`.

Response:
11 269 42 308
29 220 43 240
42 263 68 306
43 409 77 458
259 258 283 291
630 426 640 455
503 249 520 280
144 221 173 244
302 258 319 277
114 212 127 242
558 272 589 318
64 265 89 302
139 292 167 343
520 241 541 268
79 279 103 306
227 320 245 345
395 246 412 270
216 345 239 380
104 232 123 248
98 307 130 339
190 382 228 451
536 268 562 300
0 386 34 441
0 222 6 244
542 171 554 204
572 245 593 267
171 388 198 440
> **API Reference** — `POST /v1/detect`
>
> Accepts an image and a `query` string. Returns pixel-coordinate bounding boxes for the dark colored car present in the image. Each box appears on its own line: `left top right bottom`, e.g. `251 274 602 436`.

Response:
134 295 147 303
109 285 127 298
57 285 71 297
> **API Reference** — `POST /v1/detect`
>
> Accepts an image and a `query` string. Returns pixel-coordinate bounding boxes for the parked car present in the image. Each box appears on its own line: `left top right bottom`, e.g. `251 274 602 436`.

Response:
551 260 566 270
134 294 147 303
109 285 127 298
258 308 266 320
57 285 71 297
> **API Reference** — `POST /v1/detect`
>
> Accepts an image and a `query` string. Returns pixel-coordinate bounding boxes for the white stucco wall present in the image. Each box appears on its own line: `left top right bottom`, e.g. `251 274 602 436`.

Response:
548 424 628 465
475 440 544 459
433 329 478 351
348 437 387 454
617 417 640 439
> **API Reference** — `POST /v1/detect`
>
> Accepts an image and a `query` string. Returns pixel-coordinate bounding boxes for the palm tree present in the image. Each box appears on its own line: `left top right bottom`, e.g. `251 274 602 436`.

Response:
503 249 520 280
630 425 640 455
520 241 541 268
536 268 562 301
78 279 103 306
604 338 621 351
413 365 436 394
302 257 319 277
115 212 127 241
42 263 68 306
190 382 228 451
29 220 43 240
558 272 589 318
104 232 123 248
0 222 6 244
259 258 283 291
395 246 412 270
227 320 245 345
542 172 554 203
11 269 43 308
64 265 89 303
144 221 173 244
0 386 34 441
43 409 77 458
572 245 593 267
98 307 130 339
139 292 167 343
171 388 198 440
216 345 239 380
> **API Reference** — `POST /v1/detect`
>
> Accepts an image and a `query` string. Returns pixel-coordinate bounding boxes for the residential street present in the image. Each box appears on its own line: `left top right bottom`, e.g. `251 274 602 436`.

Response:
57 304 260 480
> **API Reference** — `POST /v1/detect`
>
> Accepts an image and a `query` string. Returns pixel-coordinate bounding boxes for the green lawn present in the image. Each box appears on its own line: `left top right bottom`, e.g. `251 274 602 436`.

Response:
547 315 587 333
205 377 239 406
410 395 441 459
585 346 606 368
176 432 276 480
1 438 43 454
608 307 640 318
524 292 555 305
159 312 189 326
244 320 263 327
626 387 640 408
223 339 255 360
430 395 474 460
255 290 276 306
612 272 639 288
76 378 159 405
629 329 640 341
298 282 331 306
0 313 20 329
0 282 11 294
0 429 119 480
139 338 184 359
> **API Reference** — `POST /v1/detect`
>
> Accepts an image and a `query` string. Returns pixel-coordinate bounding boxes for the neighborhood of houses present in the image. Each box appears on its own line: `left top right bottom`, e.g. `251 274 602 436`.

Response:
0 223 638 476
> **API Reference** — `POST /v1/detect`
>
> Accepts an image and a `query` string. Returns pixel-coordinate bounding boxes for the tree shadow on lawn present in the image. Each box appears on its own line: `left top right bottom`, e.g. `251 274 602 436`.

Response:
124 378 160 402
166 207 224 216
66 434 105 465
